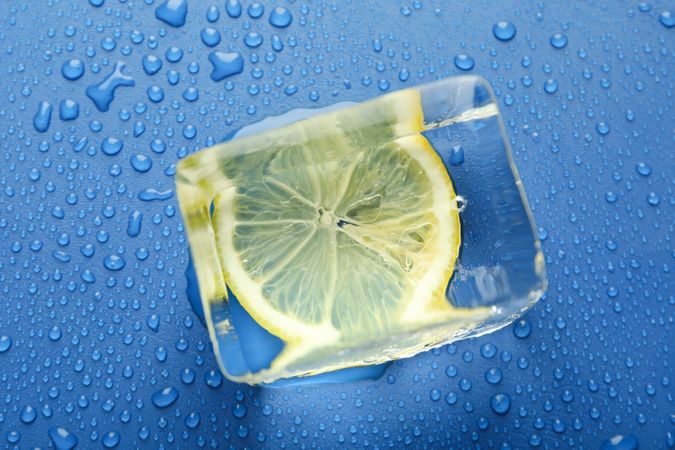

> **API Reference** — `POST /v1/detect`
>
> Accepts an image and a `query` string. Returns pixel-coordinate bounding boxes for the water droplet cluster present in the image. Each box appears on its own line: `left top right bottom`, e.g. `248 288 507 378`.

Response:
0 1 672 448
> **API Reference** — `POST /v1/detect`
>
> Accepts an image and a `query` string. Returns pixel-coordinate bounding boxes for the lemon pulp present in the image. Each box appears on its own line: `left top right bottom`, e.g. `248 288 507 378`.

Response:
212 89 470 374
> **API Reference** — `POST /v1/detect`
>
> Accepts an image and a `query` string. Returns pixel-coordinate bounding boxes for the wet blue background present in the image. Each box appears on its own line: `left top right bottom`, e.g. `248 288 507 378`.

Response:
0 1 673 449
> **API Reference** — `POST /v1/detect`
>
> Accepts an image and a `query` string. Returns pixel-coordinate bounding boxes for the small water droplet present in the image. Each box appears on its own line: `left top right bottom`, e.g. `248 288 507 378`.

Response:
490 393 511 415
61 59 85 80
201 27 221 47
151 387 179 408
647 192 660 206
20 406 37 424
513 319 532 338
142 54 163 75
0 335 12 353
103 254 125 271
549 33 568 49
269 7 292 28
33 101 53 132
101 137 124 156
226 0 242 18
636 162 652 176
138 188 174 201
492 21 517 41
102 431 120 448
247 2 264 19
453 54 475 71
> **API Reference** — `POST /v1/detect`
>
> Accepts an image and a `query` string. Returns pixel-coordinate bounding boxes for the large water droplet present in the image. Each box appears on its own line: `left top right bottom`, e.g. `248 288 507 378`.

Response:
155 0 188 27
226 0 242 18
660 11 674 28
201 27 221 47
138 188 174 201
20 406 37 424
453 54 475 71
151 387 179 408
269 7 292 28
549 33 568 49
86 61 135 112
103 254 126 271
0 335 12 353
61 59 85 80
490 393 511 415
101 431 120 448
600 435 640 450
142 54 163 75
33 101 53 133
59 99 79 121
492 21 517 41
101 137 124 156
208 51 244 81
48 427 78 450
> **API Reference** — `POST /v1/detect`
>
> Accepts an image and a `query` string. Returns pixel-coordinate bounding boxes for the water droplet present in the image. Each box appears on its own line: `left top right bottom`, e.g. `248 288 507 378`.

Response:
48 427 78 450
485 368 503 384
269 7 293 28
185 412 201 428
247 2 264 19
647 192 660 206
59 99 79 121
155 0 188 27
101 137 124 156
448 145 465 166
549 33 568 49
48 326 62 341
20 406 37 424
103 254 125 271
86 61 135 112
205 369 223 388
244 32 263 48
206 5 220 23
0 335 12 353
453 54 475 71
102 431 120 448
490 393 511 415
660 11 674 28
601 434 640 450
130 154 152 173
208 51 244 81
513 319 532 338
596 122 610 135
61 59 85 80
33 101 53 133
147 314 160 332
151 387 179 408
147 85 165 102
142 54 163 75
201 27 221 47
138 188 174 201
226 0 242 18
165 46 184 63
544 78 558 94
492 21 517 41
636 162 652 176
232 403 247 418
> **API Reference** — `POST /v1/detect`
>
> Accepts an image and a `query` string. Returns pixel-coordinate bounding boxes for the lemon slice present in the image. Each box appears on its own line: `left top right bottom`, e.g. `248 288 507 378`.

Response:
212 90 467 371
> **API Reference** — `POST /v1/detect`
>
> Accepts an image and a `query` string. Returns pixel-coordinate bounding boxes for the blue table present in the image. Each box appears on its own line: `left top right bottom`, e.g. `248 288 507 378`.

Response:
0 1 672 448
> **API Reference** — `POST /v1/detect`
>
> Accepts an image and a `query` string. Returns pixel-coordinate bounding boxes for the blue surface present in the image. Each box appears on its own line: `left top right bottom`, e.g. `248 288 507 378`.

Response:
0 1 673 449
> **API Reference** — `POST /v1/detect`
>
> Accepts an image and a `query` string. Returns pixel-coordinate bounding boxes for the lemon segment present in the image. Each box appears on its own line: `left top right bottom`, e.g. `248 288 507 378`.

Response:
211 89 470 374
